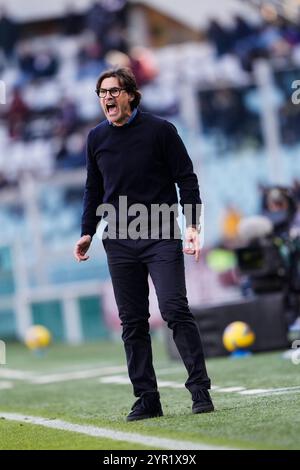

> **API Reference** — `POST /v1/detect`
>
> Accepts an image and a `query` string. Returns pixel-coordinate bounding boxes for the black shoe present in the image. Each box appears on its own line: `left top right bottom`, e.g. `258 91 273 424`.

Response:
192 389 214 414
126 392 163 422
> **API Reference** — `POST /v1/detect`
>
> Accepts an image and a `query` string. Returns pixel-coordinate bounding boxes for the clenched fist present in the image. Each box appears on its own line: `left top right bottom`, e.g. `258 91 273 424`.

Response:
73 235 92 262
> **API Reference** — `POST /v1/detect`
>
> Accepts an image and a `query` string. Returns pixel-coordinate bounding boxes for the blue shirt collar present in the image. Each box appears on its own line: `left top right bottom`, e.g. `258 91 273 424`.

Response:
108 108 138 126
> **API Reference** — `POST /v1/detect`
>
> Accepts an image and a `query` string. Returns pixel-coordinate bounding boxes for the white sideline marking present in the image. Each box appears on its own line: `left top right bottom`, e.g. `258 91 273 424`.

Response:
99 376 184 388
31 366 182 385
0 412 234 450
156 381 183 389
215 387 246 393
30 366 128 384
100 375 131 385
0 369 34 380
0 381 13 390
240 386 300 396
239 389 270 395
2 364 299 398
156 367 183 375
98 376 300 397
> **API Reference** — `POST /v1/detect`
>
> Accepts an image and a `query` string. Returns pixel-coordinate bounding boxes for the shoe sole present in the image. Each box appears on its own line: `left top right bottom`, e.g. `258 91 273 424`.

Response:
126 412 163 422
192 405 214 414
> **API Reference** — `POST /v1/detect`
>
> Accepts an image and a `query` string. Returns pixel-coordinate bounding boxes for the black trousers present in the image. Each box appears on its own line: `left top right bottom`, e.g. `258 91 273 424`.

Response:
103 237 211 397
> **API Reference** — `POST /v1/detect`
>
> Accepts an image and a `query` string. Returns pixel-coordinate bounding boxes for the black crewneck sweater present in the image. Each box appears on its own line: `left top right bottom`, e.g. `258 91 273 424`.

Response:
81 110 201 237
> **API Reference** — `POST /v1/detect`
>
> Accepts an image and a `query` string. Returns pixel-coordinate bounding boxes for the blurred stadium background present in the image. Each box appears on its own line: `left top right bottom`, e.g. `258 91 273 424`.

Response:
1 0 300 346
1 0 300 451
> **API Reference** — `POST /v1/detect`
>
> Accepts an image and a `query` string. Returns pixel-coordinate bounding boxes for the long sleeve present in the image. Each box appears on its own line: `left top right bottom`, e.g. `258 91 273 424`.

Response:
81 131 104 237
161 121 202 227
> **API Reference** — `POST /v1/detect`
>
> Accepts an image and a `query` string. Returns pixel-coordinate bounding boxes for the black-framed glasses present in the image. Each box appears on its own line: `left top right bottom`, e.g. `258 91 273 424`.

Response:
96 87 127 98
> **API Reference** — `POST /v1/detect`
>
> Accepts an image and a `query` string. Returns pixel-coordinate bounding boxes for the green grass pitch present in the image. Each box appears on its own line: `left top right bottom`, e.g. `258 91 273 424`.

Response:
0 337 300 449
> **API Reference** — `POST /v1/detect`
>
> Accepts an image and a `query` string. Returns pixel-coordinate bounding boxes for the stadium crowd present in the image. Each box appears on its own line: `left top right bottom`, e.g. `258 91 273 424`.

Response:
0 1 158 188
1 3 300 190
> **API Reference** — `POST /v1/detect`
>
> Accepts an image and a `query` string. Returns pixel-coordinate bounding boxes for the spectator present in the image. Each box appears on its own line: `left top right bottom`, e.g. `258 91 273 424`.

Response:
231 15 255 43
62 4 83 36
6 87 29 139
18 45 59 81
206 20 232 56
0 171 9 189
32 50 59 79
85 1 115 50
0 7 19 61
58 97 79 136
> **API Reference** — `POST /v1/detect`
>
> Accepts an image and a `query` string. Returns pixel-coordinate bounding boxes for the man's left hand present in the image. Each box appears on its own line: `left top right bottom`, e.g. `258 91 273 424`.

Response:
183 226 200 262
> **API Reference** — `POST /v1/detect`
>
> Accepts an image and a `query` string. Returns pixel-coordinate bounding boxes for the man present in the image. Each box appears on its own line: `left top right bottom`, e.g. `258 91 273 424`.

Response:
74 68 214 421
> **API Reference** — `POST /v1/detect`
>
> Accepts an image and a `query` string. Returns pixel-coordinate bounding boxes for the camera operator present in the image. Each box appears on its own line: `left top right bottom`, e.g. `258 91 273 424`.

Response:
263 187 297 237
236 186 300 331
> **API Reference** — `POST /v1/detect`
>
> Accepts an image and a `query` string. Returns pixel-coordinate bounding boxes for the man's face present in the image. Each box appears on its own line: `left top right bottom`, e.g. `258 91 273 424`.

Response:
99 77 133 126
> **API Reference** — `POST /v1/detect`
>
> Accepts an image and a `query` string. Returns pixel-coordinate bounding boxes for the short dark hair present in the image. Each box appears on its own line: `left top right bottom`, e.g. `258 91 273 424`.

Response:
95 67 142 110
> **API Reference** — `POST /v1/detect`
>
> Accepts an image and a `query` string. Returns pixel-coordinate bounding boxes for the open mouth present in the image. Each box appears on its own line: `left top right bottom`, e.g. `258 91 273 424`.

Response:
106 102 118 116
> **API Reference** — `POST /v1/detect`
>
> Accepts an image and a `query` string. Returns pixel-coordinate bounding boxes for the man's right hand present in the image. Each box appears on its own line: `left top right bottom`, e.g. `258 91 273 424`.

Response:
74 235 92 262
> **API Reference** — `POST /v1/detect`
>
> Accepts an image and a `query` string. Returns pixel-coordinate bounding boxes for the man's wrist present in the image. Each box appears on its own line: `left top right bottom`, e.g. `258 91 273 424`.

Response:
81 234 92 240
187 225 201 233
